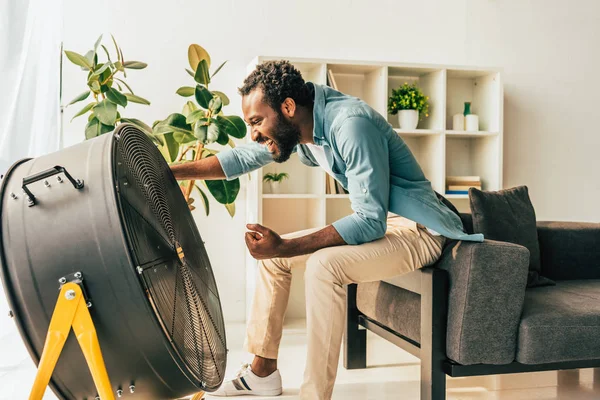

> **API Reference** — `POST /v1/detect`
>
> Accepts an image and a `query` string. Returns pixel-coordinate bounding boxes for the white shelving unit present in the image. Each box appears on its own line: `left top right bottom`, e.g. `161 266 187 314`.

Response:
245 56 503 321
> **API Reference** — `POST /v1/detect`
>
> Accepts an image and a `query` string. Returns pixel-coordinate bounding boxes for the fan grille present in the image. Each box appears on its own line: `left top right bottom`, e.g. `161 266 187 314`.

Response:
114 125 226 390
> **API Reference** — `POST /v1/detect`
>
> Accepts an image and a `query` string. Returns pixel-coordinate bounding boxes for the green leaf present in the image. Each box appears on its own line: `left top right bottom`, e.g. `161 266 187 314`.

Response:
111 34 122 63
194 123 207 142
67 90 90 106
106 87 128 107
194 60 210 85
212 122 227 145
211 60 227 78
101 45 112 62
85 117 113 140
173 131 197 143
95 99 117 125
123 60 147 69
194 85 213 109
206 177 240 204
94 34 103 53
186 109 206 124
209 96 223 115
224 202 235 217
153 113 193 137
85 118 99 140
186 68 195 78
92 62 111 77
176 86 195 97
71 101 95 121
195 185 210 216
90 80 101 92
114 78 133 94
120 118 153 135
217 115 247 138
162 132 179 162
64 50 92 70
212 91 230 106
84 50 95 68
182 101 197 117
188 44 211 70
124 93 150 105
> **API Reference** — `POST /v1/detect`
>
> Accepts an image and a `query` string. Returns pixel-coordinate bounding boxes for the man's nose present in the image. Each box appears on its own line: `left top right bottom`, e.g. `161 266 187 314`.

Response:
251 129 260 142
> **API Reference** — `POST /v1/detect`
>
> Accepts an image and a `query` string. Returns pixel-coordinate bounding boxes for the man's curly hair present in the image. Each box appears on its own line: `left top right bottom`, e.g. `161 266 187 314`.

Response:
238 60 313 113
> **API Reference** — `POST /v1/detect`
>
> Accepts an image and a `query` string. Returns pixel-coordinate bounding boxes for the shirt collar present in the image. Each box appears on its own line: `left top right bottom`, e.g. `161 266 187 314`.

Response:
309 82 326 144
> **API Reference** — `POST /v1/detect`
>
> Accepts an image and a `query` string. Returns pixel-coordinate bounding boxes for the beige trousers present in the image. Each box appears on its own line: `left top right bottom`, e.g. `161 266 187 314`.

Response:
244 215 446 400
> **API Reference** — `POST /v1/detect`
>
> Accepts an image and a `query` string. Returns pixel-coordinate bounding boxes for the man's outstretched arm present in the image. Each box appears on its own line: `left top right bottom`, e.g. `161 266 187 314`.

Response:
170 156 227 180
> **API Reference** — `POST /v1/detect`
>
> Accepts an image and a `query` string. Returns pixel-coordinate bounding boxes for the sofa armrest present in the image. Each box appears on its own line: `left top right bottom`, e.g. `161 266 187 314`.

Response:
537 221 600 281
436 239 530 365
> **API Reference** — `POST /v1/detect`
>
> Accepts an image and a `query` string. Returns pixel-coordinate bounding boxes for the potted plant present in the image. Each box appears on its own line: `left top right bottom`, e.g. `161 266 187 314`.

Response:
63 34 150 139
388 82 429 130
263 172 289 194
148 44 247 217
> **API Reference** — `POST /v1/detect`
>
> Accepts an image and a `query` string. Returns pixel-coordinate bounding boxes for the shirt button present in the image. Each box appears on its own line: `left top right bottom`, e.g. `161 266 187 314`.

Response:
362 188 367 193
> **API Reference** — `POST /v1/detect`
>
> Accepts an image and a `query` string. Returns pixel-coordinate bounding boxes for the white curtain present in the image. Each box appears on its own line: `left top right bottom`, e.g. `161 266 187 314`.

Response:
0 0 63 173
0 0 62 397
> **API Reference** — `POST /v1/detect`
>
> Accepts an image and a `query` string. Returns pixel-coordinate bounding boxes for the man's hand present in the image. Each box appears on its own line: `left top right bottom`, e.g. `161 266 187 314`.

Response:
245 224 287 260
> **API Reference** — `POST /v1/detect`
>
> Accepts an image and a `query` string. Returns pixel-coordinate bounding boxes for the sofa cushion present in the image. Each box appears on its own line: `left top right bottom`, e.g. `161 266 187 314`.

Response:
469 185 554 287
517 280 600 364
356 281 421 344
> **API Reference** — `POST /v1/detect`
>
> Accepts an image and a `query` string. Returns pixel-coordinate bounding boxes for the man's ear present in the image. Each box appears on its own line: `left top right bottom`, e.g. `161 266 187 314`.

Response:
281 97 296 118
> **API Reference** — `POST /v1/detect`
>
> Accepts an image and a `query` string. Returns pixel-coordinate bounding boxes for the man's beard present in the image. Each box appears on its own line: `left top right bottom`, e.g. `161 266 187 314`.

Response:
270 113 302 163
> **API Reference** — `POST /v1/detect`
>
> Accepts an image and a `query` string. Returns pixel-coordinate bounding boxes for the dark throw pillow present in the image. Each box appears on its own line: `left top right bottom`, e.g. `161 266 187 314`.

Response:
469 185 555 288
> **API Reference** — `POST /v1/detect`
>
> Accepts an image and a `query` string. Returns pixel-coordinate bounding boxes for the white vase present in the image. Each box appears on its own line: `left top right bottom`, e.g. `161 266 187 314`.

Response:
465 114 479 132
398 110 419 130
452 113 465 131
270 181 280 194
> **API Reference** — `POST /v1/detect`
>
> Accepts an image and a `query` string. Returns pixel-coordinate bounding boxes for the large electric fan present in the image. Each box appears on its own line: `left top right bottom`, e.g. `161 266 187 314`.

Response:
0 124 227 399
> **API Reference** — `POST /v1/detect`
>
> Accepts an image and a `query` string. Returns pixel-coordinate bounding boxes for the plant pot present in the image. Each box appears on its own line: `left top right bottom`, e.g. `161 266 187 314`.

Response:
398 110 419 130
269 181 281 194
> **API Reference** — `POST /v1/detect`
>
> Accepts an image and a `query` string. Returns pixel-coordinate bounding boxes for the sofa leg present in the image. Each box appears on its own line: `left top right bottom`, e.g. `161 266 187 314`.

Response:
593 368 600 391
344 284 366 369
420 269 448 400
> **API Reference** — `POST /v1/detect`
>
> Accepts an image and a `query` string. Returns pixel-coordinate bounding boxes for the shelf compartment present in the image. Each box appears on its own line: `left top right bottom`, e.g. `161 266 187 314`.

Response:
262 198 323 236
388 67 445 130
395 128 443 137
445 135 501 193
327 64 387 116
326 198 354 226
399 133 445 194
446 69 501 132
262 153 323 195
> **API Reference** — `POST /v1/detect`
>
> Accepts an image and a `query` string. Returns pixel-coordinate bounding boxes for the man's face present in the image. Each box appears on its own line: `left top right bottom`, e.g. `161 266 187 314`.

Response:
242 89 301 163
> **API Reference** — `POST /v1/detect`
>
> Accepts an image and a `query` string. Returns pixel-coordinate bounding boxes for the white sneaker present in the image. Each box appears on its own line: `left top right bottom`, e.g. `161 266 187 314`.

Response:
208 362 283 397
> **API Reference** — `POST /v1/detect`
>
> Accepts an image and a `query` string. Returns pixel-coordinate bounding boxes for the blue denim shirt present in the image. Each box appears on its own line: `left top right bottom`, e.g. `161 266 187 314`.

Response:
217 83 484 245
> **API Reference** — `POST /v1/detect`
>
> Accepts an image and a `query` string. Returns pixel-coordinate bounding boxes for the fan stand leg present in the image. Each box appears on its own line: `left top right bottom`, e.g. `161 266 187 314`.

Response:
29 283 115 400
190 391 205 400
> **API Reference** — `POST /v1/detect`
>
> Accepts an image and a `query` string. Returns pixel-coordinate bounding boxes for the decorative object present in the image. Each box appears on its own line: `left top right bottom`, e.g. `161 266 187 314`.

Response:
388 82 429 130
463 101 479 131
452 113 465 131
149 44 247 217
63 34 150 140
468 185 555 287
263 172 289 194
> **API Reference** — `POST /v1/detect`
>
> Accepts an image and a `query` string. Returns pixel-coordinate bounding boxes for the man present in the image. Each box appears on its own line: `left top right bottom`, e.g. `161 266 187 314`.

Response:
171 60 483 399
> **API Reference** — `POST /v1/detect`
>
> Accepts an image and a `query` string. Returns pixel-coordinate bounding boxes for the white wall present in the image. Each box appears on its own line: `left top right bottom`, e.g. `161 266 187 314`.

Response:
62 0 600 322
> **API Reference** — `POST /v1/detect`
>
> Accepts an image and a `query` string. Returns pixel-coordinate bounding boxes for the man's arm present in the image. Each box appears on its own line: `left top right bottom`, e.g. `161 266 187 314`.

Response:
171 141 276 181
245 224 346 259
171 156 226 180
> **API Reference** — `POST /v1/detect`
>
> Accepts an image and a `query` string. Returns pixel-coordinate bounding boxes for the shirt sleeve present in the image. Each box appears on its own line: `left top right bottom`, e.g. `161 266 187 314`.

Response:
331 117 390 245
215 141 275 181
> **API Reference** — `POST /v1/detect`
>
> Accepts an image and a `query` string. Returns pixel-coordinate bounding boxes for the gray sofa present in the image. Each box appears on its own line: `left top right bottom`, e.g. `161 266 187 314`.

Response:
344 212 600 400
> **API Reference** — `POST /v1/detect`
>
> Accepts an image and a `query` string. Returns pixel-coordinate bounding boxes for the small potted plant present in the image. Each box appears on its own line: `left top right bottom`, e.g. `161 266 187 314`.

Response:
388 83 429 130
263 172 289 194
